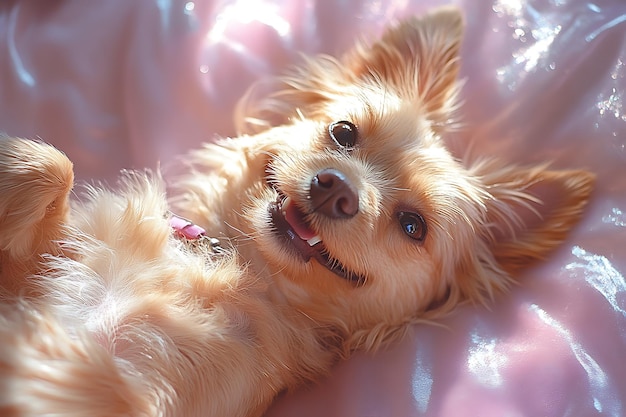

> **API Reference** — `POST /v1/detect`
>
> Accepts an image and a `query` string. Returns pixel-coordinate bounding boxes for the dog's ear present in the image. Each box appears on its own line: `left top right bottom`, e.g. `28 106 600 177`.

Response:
237 7 464 133
474 162 595 273
346 6 464 123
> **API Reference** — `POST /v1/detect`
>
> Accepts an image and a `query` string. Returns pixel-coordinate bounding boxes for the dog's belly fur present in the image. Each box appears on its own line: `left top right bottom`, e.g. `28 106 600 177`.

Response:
0 168 334 417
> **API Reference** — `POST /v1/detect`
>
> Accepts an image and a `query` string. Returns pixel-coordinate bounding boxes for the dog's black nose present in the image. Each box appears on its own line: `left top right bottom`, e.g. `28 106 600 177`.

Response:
310 168 359 218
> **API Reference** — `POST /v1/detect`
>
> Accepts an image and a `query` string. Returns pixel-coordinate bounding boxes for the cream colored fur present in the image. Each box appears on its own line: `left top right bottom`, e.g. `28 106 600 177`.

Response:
0 7 594 417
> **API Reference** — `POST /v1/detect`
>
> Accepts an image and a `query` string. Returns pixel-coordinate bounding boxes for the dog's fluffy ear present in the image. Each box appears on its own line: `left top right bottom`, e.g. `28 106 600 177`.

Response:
346 6 464 123
475 162 595 274
237 7 464 133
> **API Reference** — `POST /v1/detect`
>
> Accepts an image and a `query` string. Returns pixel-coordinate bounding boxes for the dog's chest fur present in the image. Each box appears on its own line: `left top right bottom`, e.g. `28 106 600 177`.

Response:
49 177 338 416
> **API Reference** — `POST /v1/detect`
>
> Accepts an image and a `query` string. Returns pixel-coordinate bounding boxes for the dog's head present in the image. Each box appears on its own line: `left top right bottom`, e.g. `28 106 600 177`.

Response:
236 7 594 350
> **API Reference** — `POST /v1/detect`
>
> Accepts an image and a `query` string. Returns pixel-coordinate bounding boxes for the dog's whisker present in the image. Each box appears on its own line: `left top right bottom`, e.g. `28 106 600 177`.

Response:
222 221 254 241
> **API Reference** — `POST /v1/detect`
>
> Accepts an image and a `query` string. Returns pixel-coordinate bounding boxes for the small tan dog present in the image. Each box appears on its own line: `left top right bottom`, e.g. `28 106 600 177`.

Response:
0 7 593 417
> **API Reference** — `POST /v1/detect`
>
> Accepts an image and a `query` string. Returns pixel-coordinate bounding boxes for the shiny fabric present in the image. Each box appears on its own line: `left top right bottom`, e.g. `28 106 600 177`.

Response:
1 0 625 415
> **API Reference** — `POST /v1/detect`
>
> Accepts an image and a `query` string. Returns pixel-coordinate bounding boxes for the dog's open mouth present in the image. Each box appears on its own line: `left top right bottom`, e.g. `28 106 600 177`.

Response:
268 194 364 284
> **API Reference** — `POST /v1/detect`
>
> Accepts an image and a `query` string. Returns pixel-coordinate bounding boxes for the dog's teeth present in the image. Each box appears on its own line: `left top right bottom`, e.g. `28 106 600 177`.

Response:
281 196 291 215
307 235 322 246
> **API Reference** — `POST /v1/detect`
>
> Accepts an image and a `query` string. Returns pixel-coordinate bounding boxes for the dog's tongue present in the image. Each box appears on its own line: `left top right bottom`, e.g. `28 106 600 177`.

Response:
283 198 321 246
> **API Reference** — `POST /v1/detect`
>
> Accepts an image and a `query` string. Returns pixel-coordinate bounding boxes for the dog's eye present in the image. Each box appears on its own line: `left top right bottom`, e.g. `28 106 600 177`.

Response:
397 211 427 242
329 121 358 149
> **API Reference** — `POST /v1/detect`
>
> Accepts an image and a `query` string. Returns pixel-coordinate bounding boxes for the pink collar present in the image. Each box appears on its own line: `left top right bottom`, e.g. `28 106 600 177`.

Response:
169 215 224 255
169 215 207 240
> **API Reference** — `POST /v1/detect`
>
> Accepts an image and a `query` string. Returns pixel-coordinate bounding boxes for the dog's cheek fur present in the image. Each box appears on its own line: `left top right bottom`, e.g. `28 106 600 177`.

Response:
169 135 269 235
170 122 317 237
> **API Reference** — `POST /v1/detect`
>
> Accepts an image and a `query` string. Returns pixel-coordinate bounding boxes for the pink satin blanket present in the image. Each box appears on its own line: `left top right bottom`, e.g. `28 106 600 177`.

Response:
1 1 625 415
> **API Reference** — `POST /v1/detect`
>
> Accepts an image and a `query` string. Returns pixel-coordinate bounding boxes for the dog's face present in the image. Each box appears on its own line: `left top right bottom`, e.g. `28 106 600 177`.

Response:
251 100 482 330
236 7 593 347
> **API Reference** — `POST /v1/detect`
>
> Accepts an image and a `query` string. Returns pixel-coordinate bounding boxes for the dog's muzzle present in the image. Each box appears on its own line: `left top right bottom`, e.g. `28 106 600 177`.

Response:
268 169 365 285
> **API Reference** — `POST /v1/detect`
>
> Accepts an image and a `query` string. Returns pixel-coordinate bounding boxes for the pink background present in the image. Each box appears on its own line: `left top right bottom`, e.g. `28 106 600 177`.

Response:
1 1 625 415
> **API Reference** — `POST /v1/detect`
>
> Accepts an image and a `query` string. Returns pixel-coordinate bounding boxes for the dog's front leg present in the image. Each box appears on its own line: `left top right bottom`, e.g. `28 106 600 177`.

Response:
169 130 287 238
0 137 74 297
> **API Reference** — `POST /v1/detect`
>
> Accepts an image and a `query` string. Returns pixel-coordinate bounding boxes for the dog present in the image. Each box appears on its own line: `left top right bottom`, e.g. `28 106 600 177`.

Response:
0 6 594 417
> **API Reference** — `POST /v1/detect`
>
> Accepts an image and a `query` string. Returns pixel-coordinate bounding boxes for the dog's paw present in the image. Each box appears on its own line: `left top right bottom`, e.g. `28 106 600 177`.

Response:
0 136 74 261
